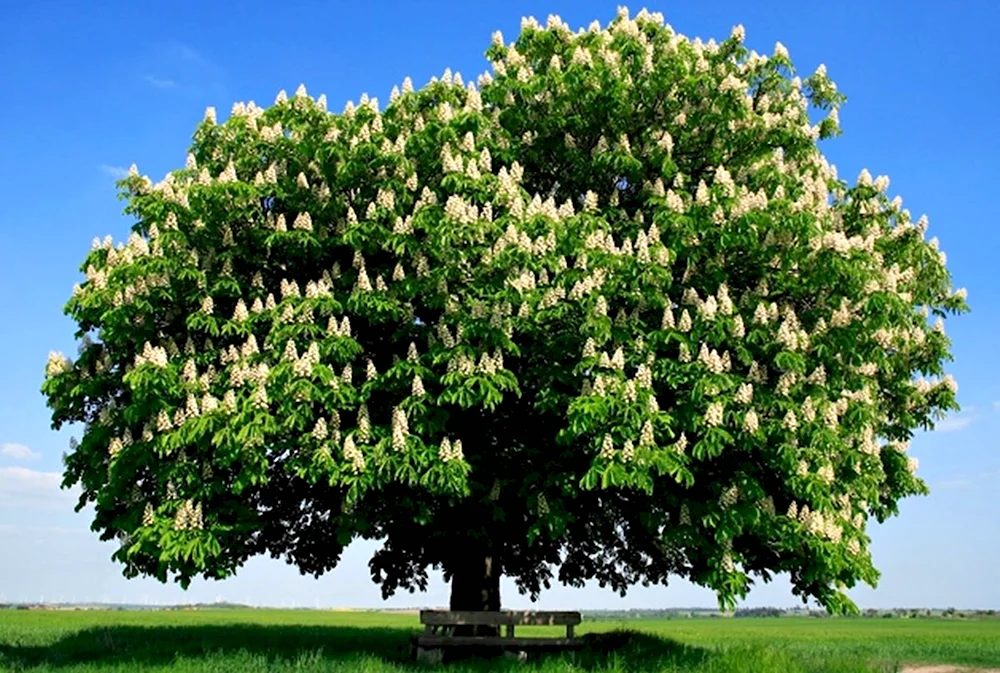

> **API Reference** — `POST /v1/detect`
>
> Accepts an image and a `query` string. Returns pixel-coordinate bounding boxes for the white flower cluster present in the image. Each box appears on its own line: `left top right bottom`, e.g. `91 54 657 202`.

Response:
135 342 169 368
391 407 409 451
142 502 155 526
599 434 615 459
439 437 464 462
46 351 72 378
173 500 204 531
697 344 731 374
335 436 362 473
282 340 321 378
787 502 844 542
704 402 724 427
357 404 371 443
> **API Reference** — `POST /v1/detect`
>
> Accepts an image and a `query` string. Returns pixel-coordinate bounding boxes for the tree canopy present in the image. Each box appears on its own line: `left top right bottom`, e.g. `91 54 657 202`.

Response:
42 8 966 614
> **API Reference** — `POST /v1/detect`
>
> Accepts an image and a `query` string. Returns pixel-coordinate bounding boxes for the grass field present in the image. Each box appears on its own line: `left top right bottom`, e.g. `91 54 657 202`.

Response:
1 608 998 673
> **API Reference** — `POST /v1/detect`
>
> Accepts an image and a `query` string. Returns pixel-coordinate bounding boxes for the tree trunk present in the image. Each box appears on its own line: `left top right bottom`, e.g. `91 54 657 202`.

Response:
448 547 501 637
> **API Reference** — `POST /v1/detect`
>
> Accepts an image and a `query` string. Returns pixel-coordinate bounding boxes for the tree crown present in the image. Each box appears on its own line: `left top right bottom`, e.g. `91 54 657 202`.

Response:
43 8 966 613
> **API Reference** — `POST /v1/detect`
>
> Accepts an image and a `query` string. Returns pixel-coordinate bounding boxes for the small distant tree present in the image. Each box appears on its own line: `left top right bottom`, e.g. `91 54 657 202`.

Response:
42 7 965 615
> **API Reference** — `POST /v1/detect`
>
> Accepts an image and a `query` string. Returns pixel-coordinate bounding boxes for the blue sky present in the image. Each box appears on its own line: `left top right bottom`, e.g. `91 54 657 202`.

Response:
1 0 998 609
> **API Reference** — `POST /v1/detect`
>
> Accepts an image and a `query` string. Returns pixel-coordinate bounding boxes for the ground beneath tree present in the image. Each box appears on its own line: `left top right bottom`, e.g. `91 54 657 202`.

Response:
901 666 1000 673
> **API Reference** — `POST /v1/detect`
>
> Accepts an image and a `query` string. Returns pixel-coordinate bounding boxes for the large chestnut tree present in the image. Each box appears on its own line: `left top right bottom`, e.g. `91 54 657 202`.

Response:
43 8 966 614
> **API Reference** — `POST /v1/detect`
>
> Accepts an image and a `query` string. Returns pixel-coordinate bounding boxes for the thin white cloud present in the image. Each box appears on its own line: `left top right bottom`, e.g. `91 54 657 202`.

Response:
935 478 975 490
173 43 204 62
144 74 178 89
933 414 976 432
98 164 129 179
0 467 77 509
143 41 224 97
933 469 1000 491
993 400 1000 412
1 443 39 461
0 524 87 536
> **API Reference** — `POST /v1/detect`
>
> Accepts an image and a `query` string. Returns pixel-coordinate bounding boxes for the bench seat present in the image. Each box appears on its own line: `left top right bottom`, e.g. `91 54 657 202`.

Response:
410 609 584 662
415 635 584 648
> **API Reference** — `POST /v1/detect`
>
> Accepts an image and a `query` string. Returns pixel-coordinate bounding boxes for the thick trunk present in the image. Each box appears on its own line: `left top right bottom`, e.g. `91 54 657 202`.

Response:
448 548 501 637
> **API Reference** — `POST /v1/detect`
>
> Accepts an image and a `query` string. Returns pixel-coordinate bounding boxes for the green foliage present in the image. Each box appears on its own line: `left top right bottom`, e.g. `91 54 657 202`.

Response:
42 8 966 612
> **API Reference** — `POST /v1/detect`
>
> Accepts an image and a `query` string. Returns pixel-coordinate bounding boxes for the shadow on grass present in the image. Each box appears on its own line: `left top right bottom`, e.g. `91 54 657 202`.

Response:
0 624 716 671
575 630 713 669
0 624 412 670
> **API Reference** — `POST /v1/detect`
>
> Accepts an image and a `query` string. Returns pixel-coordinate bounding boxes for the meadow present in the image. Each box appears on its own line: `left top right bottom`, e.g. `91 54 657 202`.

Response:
1 608 998 673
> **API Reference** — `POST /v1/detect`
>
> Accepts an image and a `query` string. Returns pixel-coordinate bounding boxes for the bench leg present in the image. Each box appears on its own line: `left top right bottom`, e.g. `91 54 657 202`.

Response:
415 646 443 664
503 649 528 662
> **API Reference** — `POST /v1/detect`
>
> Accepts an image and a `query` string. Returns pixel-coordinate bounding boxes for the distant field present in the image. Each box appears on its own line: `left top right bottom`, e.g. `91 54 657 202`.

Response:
1 608 998 672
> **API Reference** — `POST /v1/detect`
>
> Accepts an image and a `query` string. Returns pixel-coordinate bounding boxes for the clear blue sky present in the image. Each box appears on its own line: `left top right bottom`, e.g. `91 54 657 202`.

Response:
1 0 998 609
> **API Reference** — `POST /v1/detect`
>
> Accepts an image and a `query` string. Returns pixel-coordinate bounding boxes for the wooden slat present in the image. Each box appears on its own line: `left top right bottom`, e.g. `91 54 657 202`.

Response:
419 610 581 626
416 635 584 649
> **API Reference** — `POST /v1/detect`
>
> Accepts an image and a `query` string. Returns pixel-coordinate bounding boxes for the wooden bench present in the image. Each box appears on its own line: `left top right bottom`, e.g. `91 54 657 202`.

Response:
411 610 584 662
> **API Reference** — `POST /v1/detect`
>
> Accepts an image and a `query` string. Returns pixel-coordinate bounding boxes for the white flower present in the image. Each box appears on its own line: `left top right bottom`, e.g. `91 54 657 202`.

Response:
355 267 372 292
735 383 753 404
639 420 655 447
705 402 724 427
599 434 615 459
312 418 328 441
695 180 710 206
610 348 625 370
343 436 365 473
391 407 409 451
45 351 72 378
293 212 313 231
357 404 371 443
439 438 459 462
622 440 635 462
817 465 835 484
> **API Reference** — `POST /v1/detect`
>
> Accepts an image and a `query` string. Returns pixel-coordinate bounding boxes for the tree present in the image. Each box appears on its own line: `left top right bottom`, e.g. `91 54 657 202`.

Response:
43 8 966 616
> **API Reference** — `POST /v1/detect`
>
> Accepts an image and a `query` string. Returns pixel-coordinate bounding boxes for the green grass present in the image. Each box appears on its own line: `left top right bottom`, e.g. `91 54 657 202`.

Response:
0 608 998 672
